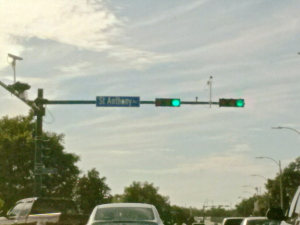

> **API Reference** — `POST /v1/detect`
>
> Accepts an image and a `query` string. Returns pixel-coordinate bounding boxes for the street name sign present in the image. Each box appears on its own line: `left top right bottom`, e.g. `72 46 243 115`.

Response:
96 96 140 107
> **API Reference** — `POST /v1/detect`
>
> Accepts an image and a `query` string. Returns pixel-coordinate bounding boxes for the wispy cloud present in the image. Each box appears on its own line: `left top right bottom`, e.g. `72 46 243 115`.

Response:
0 0 171 71
131 0 209 28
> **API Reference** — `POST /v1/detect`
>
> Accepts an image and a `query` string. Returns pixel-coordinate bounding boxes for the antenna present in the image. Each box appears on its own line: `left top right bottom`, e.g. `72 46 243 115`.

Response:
8 53 23 83
207 76 213 108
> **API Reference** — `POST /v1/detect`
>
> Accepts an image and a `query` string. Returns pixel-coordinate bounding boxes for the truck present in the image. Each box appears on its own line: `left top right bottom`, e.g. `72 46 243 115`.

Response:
267 186 300 225
0 197 89 225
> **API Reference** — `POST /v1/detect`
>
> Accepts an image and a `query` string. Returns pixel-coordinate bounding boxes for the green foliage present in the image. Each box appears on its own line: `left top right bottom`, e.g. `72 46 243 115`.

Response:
170 205 194 225
207 207 230 217
40 131 81 198
236 157 300 215
0 113 36 210
235 196 257 217
266 157 300 209
74 168 112 214
122 181 172 223
0 112 81 211
0 199 4 210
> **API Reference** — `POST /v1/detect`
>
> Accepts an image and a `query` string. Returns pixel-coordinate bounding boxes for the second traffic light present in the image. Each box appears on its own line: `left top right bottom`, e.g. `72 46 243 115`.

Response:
219 98 245 107
155 98 181 107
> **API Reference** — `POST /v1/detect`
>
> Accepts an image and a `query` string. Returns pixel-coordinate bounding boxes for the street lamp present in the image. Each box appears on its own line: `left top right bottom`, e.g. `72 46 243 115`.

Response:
243 185 258 195
243 191 255 196
272 126 300 135
250 174 270 207
256 156 283 209
250 174 267 181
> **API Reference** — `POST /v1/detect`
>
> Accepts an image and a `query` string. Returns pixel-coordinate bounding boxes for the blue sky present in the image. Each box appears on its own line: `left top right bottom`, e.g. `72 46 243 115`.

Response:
1 0 300 209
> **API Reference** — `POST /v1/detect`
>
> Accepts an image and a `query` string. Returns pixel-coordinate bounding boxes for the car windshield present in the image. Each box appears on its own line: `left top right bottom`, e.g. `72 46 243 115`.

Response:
94 207 155 221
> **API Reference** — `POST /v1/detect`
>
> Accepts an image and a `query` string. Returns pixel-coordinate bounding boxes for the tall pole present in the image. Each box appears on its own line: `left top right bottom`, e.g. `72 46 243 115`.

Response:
207 76 213 108
279 160 283 209
256 157 283 209
251 174 270 207
271 126 299 209
34 89 45 196
8 53 23 83
12 60 16 83
242 185 259 195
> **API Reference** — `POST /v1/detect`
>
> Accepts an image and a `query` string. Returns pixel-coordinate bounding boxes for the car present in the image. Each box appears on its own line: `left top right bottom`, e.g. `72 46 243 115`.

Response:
240 217 280 225
222 217 245 225
86 203 164 225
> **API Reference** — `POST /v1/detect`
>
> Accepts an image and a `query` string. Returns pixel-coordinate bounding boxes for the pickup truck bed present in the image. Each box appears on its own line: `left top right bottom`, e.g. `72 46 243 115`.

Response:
0 197 89 225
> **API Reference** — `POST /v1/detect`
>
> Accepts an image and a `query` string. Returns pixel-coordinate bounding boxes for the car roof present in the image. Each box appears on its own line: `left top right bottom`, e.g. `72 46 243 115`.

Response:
96 203 155 209
224 217 245 220
242 217 270 223
244 217 268 220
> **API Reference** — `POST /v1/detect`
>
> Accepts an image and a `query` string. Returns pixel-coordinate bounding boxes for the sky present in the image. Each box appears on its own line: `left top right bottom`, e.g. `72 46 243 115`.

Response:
1 0 300 209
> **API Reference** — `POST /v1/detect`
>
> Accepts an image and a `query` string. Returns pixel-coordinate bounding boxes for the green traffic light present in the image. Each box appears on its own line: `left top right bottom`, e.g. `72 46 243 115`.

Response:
236 99 245 107
171 99 181 107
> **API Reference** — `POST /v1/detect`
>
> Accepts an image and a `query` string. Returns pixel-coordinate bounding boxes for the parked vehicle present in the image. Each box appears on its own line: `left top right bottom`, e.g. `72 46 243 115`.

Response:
0 197 89 225
267 186 300 225
222 217 245 225
241 217 280 225
87 203 164 225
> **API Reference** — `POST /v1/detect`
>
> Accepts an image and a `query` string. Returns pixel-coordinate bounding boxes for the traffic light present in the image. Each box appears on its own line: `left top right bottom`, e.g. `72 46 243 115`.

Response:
7 81 31 94
155 98 181 107
219 98 245 107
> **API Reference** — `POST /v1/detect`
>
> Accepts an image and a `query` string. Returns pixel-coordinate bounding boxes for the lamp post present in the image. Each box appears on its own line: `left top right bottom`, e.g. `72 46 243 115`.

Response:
250 174 270 207
243 190 256 196
256 157 283 209
272 126 300 135
250 174 267 181
243 185 259 195
250 174 268 195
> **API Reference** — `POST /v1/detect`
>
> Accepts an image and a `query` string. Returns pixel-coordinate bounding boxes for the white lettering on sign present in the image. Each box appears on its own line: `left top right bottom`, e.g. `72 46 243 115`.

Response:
106 97 132 106
97 97 105 105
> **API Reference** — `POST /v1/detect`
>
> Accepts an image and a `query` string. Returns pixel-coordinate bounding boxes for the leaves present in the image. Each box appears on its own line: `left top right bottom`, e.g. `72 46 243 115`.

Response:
74 168 112 214
0 112 80 210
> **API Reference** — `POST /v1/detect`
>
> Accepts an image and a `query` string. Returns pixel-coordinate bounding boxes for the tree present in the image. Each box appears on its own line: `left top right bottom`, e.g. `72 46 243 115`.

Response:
235 196 257 216
266 157 300 209
0 112 81 211
121 181 172 223
170 205 195 225
74 168 112 214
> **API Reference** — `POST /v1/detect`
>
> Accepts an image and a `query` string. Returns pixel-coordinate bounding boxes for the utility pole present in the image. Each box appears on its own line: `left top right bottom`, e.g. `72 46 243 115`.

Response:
34 89 45 196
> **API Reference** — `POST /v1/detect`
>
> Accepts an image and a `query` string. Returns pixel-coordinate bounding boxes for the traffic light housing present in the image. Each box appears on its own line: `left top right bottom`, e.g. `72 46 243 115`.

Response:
219 98 245 107
7 81 31 94
155 98 181 107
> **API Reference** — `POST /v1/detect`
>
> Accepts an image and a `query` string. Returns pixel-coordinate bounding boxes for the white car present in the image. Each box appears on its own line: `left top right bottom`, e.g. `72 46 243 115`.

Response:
87 203 164 225
241 217 280 225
